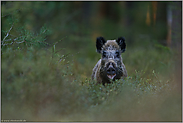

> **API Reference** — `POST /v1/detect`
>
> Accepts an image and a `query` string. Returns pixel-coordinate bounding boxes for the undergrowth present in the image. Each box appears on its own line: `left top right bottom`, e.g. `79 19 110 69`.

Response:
1 21 181 122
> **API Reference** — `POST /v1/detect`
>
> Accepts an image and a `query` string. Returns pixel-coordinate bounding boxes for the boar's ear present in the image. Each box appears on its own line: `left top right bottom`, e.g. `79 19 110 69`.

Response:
96 37 106 53
116 37 126 53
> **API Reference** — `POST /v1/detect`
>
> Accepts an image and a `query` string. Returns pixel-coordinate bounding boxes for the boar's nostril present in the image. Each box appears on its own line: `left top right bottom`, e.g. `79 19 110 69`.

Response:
107 67 116 75
106 62 115 68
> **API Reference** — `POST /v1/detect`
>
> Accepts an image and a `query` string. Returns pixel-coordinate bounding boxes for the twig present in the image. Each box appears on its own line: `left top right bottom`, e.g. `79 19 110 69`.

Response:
55 48 65 54
1 40 25 46
13 37 19 41
2 24 13 42
42 29 47 34
4 37 18 42
58 53 70 63
53 36 67 46
3 39 12 42
1 42 14 46
16 41 25 44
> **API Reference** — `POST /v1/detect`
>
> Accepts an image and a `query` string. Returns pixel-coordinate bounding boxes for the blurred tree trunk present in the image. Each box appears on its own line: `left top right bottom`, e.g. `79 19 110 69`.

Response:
171 1 182 50
152 2 168 45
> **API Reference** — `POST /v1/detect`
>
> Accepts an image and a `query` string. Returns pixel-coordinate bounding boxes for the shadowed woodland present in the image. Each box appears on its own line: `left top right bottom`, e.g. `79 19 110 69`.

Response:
1 1 182 122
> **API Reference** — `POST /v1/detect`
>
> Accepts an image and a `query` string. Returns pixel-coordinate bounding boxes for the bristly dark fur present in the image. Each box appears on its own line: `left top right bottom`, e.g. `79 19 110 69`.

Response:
96 37 106 53
116 37 126 53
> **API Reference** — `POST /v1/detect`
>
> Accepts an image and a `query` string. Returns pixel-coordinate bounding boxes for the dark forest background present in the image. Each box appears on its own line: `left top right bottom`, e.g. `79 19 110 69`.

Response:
1 1 182 122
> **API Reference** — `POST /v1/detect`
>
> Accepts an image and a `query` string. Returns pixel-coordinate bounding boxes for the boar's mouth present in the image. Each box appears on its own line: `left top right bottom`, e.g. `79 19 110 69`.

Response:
106 66 116 80
107 74 116 80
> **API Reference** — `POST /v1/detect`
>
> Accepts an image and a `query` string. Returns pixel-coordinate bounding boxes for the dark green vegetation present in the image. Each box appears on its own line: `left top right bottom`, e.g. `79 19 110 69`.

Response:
1 1 181 122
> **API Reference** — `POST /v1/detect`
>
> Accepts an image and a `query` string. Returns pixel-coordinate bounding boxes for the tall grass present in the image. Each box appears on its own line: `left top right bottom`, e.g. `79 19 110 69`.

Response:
1 24 181 122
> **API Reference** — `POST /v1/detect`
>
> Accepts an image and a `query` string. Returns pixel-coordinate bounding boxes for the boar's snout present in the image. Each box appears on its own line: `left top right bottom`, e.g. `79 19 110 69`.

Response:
106 62 116 80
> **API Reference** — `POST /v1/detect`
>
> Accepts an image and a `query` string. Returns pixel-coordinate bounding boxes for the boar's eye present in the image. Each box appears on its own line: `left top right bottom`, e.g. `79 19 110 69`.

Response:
102 51 107 58
116 51 120 58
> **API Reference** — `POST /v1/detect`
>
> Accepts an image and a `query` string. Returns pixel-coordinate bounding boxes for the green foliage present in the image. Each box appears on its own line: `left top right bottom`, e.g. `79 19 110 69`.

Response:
1 24 51 52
